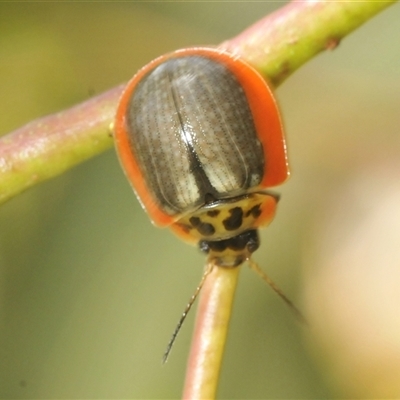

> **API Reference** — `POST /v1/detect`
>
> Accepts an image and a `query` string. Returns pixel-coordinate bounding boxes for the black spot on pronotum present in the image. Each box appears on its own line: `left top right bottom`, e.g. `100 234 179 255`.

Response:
190 216 215 236
189 217 215 236
189 216 201 227
246 204 262 218
223 207 243 231
207 210 220 218
197 222 215 236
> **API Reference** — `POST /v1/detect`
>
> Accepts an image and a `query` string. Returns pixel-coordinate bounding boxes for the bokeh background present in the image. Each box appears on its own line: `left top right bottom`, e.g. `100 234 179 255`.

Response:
0 2 399 399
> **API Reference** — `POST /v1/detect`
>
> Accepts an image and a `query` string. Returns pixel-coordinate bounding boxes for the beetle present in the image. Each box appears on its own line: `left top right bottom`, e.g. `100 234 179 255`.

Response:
113 47 297 360
114 47 289 268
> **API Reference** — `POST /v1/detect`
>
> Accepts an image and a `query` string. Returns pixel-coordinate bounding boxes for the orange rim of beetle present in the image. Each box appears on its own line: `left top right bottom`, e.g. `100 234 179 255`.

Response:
114 47 289 227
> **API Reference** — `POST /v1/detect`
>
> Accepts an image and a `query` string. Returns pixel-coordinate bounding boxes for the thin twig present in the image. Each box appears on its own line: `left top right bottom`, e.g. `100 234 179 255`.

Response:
182 264 240 400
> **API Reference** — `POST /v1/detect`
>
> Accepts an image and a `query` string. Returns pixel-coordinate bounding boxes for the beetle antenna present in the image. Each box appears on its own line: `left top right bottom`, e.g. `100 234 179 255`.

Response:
247 259 307 325
162 263 214 364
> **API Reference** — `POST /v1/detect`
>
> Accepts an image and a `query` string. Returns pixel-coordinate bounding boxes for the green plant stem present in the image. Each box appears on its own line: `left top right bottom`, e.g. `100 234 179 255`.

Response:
0 0 396 205
221 0 396 86
182 265 240 400
0 85 124 204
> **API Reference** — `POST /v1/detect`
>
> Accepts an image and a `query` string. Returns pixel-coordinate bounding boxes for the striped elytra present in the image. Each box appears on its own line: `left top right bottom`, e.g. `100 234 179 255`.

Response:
126 55 264 216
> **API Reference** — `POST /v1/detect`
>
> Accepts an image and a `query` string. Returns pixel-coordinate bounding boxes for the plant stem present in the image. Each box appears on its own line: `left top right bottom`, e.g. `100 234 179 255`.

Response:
182 265 240 400
0 0 396 205
222 0 396 86
0 85 124 204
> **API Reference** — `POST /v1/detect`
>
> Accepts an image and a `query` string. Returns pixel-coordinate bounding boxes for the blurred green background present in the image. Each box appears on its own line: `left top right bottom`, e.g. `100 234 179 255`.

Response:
0 2 399 399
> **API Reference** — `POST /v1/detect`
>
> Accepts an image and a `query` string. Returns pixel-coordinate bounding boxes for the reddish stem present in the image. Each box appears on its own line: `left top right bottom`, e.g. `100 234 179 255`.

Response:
182 265 240 400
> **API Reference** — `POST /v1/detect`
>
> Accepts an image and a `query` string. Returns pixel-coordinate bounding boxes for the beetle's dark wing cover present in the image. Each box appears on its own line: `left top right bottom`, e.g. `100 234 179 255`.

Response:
126 55 264 216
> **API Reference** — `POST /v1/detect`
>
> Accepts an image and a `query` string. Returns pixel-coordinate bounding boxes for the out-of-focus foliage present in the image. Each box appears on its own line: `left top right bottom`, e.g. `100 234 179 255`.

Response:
0 2 399 399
